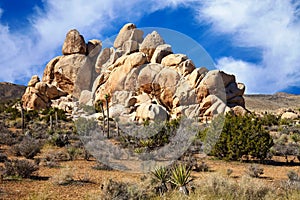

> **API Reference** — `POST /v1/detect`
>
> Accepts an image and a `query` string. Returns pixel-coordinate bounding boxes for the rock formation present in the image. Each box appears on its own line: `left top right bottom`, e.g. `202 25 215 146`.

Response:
22 23 247 121
22 29 102 110
92 23 247 123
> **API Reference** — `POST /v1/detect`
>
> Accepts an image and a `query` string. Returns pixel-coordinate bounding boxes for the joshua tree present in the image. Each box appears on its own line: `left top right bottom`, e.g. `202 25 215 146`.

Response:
95 100 105 136
104 94 110 139
151 166 169 195
19 101 25 133
170 163 192 195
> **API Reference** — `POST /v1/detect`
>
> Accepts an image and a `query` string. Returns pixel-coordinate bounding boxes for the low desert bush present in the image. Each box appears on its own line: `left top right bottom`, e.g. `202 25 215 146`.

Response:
12 136 43 159
52 167 74 185
101 179 151 200
0 153 8 163
3 159 39 178
247 164 264 178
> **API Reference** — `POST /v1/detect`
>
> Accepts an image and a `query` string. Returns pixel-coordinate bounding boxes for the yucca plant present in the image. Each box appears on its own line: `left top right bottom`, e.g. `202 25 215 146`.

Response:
151 166 169 195
170 163 192 195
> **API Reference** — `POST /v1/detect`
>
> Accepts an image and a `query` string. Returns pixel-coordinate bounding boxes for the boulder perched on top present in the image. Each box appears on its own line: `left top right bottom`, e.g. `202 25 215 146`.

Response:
62 29 87 55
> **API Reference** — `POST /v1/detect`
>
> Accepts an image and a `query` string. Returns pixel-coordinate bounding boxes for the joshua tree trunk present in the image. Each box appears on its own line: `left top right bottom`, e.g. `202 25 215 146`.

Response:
50 115 53 131
99 102 105 136
179 186 189 195
55 111 58 125
20 102 25 134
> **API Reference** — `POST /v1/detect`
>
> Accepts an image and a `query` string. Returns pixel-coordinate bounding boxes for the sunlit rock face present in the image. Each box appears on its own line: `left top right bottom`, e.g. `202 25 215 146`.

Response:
22 23 247 120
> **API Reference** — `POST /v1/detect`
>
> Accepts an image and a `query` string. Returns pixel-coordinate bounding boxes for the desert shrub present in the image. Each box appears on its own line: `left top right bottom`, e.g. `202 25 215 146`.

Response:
5 106 20 120
287 170 300 182
13 136 43 159
92 161 113 171
3 159 39 178
24 110 39 121
101 179 151 200
192 174 272 200
118 119 180 152
0 153 7 162
48 131 69 147
42 153 61 168
67 146 81 161
44 150 70 162
211 114 274 161
0 127 19 146
271 142 300 162
260 113 280 126
247 164 264 178
52 167 74 185
280 118 294 126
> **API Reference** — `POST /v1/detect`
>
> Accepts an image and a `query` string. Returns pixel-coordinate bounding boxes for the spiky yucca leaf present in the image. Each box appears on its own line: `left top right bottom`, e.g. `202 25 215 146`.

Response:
151 166 168 183
170 163 192 187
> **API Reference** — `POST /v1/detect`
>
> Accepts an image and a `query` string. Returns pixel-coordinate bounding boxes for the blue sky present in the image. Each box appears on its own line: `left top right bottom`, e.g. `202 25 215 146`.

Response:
0 0 299 94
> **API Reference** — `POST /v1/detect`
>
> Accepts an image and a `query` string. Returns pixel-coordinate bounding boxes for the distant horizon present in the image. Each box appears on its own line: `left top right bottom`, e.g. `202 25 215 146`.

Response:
0 0 299 94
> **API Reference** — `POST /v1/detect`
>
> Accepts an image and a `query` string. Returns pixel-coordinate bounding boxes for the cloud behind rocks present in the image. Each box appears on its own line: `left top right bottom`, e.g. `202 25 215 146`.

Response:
195 0 300 93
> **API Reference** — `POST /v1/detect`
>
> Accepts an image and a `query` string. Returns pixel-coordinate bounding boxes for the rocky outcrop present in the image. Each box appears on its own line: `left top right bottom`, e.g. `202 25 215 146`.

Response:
23 29 100 110
22 75 67 110
22 23 247 121
91 23 247 123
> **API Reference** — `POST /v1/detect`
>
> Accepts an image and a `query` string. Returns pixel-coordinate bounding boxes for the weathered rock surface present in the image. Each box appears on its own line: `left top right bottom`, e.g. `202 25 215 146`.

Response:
22 75 67 110
22 23 247 122
23 29 98 110
62 29 86 55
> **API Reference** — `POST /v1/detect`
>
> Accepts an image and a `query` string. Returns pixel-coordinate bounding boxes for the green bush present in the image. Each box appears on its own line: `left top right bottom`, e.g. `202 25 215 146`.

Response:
211 114 274 161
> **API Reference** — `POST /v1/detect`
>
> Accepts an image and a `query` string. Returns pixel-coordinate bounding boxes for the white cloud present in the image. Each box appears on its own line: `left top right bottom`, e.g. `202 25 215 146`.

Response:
196 0 300 93
0 0 185 84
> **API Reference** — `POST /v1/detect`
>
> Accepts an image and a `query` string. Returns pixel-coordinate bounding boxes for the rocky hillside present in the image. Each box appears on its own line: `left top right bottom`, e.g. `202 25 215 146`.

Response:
22 23 247 122
0 82 26 103
245 93 300 113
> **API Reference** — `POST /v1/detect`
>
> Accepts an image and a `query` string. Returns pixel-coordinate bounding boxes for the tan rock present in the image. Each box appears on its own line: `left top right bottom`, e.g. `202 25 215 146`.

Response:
113 23 143 49
281 112 298 120
51 54 91 98
226 82 244 100
135 103 168 122
232 106 248 116
79 90 92 105
122 40 139 55
200 95 229 116
227 96 245 107
87 39 102 57
220 71 236 87
150 44 172 64
28 75 40 87
161 54 187 67
42 56 62 83
138 63 163 94
196 70 226 103
62 29 86 55
140 31 164 61
187 67 208 88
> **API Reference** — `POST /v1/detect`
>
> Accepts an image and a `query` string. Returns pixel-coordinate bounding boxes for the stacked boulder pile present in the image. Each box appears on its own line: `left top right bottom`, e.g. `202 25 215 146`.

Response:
22 23 247 122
